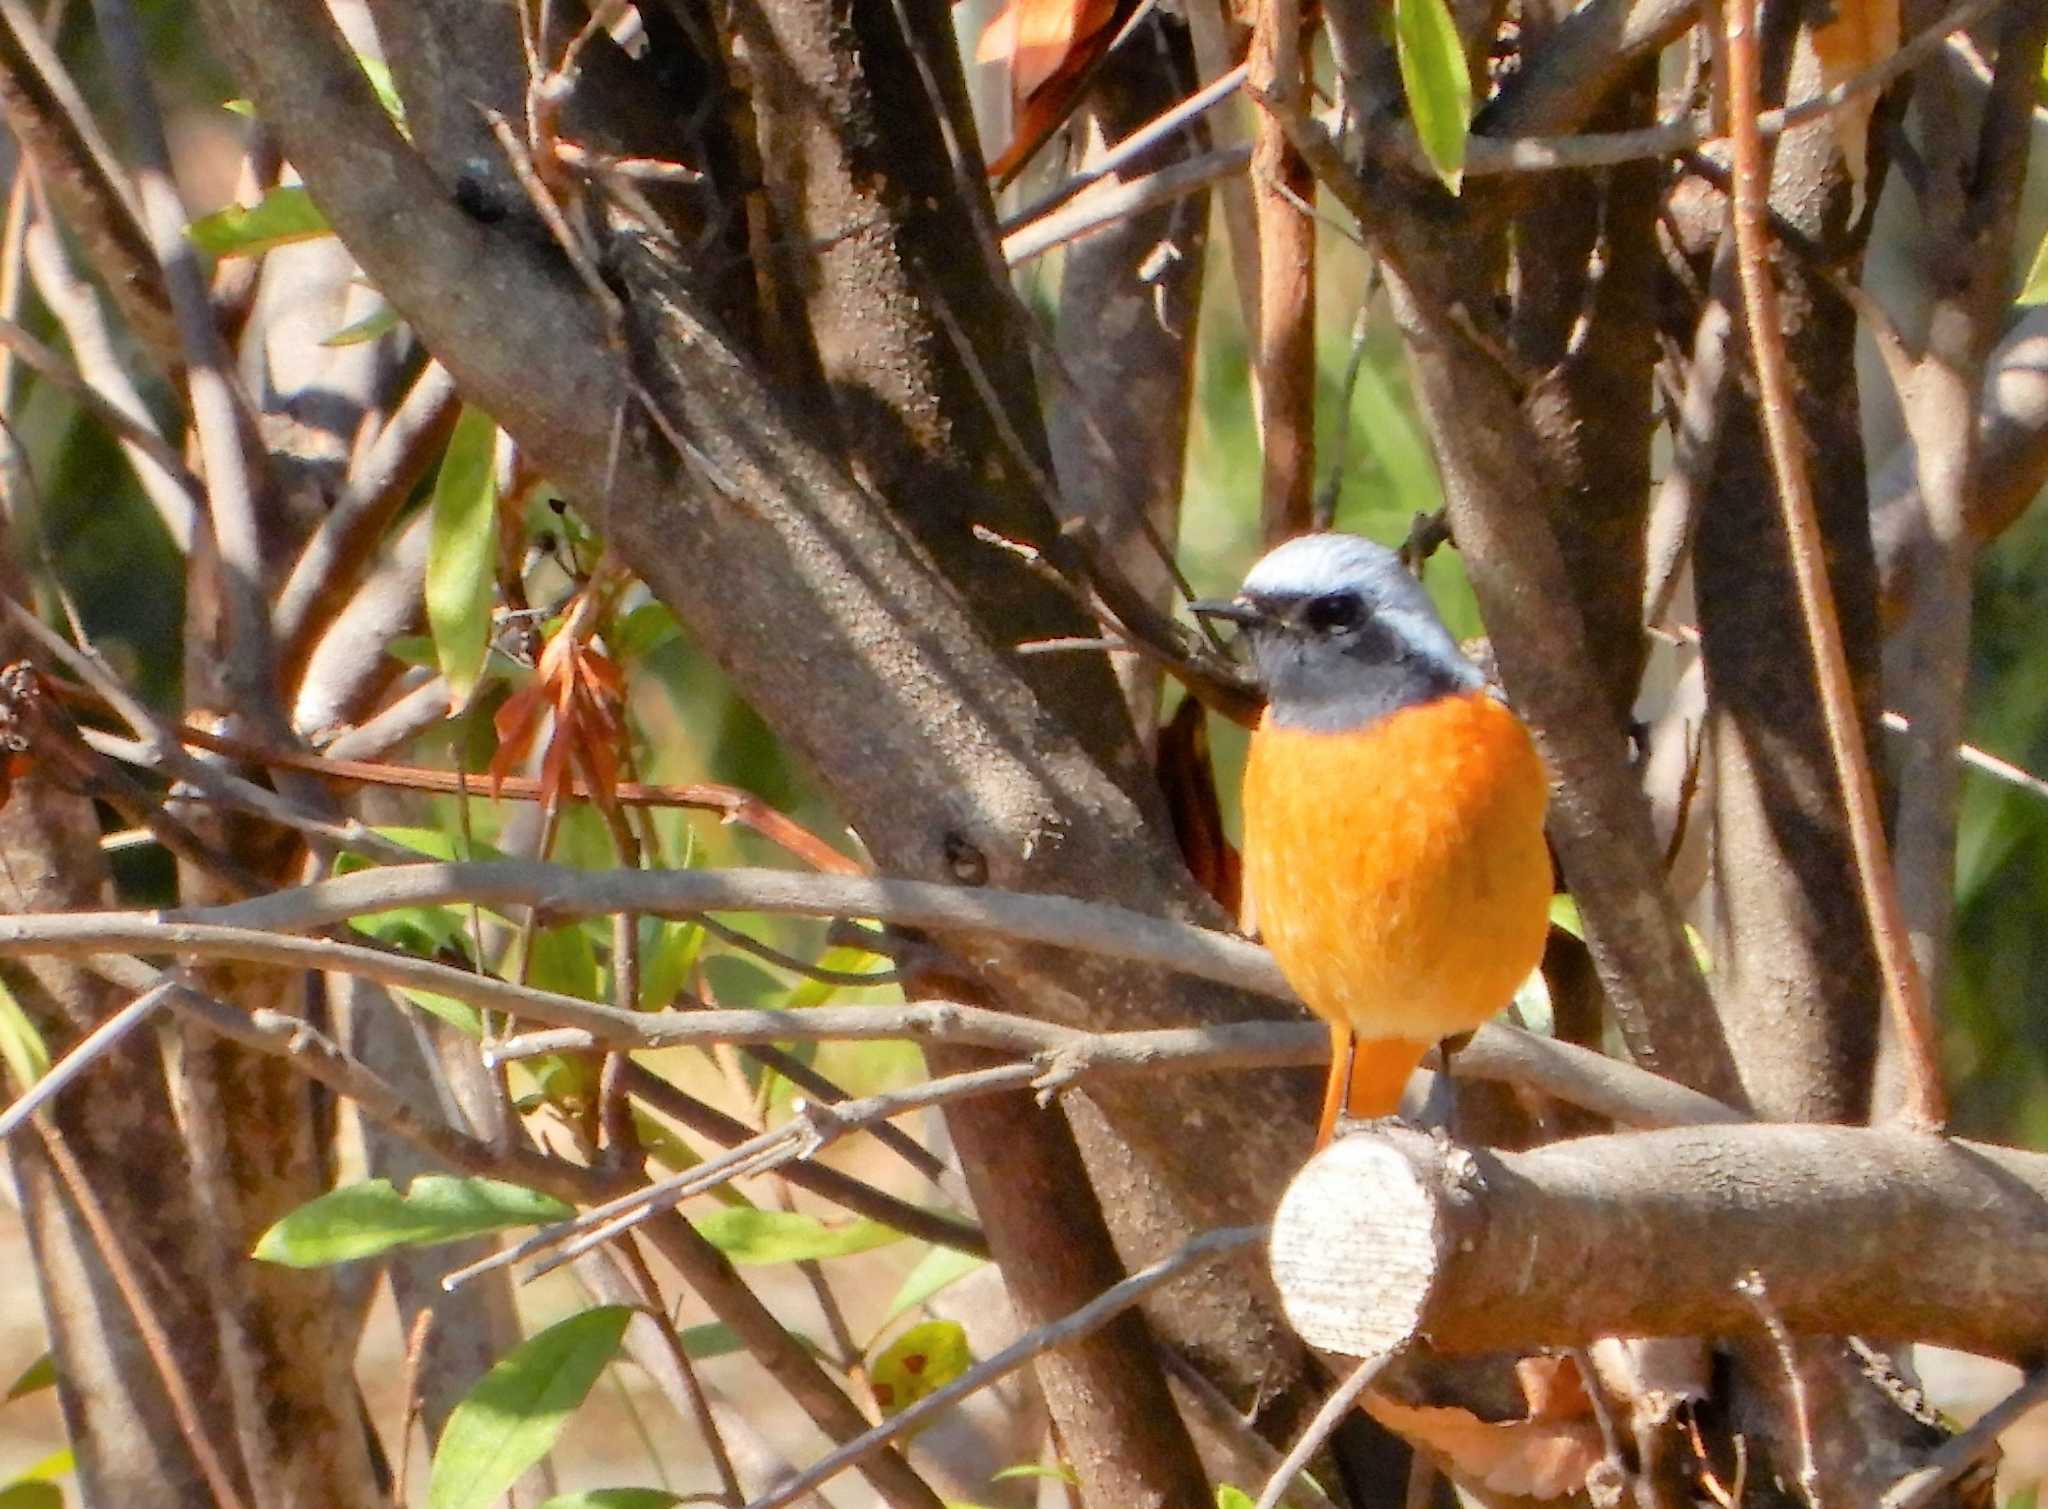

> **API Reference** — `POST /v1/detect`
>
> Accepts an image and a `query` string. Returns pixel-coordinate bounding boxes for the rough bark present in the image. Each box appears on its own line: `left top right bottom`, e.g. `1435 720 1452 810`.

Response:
0 599 237 1508
1045 15 1207 740
199 0 1339 1448
1689 16 1883 1125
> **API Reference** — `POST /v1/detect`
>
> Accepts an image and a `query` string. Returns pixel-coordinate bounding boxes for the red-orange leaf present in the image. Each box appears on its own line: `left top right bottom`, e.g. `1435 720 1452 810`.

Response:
976 0 1124 176
486 602 629 816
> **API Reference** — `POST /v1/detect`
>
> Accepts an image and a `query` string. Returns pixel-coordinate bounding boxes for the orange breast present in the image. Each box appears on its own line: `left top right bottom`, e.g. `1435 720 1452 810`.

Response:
1242 691 1552 1045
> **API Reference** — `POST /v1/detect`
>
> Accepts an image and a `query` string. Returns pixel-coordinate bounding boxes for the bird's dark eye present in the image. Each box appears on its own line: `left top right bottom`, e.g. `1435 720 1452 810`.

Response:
1303 592 1363 633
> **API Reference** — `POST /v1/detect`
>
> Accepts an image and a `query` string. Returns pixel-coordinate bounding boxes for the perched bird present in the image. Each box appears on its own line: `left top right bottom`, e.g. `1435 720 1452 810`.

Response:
1194 534 1552 1147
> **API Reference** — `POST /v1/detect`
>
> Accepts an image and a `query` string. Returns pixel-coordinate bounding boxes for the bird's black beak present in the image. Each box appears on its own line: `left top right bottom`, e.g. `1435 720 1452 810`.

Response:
1189 596 1265 627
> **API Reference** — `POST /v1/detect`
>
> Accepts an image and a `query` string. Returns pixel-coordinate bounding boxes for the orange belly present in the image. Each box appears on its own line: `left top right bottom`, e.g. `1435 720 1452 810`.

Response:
1242 691 1552 1068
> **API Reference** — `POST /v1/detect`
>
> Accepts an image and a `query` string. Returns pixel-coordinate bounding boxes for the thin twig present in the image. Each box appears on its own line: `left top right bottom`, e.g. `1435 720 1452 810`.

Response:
46 675 860 875
35 1119 253 1509
1878 1364 2048 1509
0 978 176 1139
1002 63 1249 235
618 1062 987 1257
1883 711 2048 804
615 1235 747 1508
1003 144 1251 267
392 1307 435 1509
1156 1345 1343 1509
470 1061 1043 1289
1735 1272 1822 1509
273 358 463 670
1448 0 2006 175
172 859 1295 998
1717 0 1944 1128
84 956 627 1203
0 898 1744 1132
743 1226 1266 1509
0 313 198 489
1254 1354 1394 1509
93 0 281 714
18 222 196 546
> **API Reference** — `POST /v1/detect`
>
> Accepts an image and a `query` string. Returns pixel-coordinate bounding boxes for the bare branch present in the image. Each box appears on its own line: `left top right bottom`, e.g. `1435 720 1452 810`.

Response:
172 860 1293 997
0 895 1745 1133
273 358 461 674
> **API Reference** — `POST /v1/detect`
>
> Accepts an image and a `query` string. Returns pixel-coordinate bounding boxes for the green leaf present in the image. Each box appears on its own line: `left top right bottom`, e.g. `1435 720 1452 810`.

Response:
991 1463 1077 1484
638 918 704 1012
521 923 600 1003
785 944 895 1009
883 1244 987 1324
1393 0 1474 193
2019 231 2048 305
429 1306 635 1509
1546 894 1583 939
393 986 485 1038
0 1482 61 1509
321 304 402 348
385 633 439 667
253 1176 573 1267
4 1352 54 1401
631 1108 702 1176
186 185 332 257
677 1322 742 1359
536 1493 682 1509
10 1450 69 1484
691 1208 903 1265
1509 959 1552 1037
608 602 681 661
1216 1488 1257 1509
427 407 502 710
348 827 510 866
869 1320 972 1416
0 976 49 1091
357 56 406 124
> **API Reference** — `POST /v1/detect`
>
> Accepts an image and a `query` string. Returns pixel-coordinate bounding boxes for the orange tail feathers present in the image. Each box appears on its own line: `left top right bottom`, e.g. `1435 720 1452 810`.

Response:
1316 1029 1433 1148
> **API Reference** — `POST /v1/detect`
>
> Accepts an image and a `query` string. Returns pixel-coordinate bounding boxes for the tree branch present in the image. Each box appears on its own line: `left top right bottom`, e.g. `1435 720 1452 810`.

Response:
1270 1124 2048 1362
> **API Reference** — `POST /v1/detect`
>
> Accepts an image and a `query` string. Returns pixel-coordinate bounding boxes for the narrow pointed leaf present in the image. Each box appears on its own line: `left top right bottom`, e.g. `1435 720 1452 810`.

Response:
4 1352 54 1401
186 185 332 257
691 1207 903 1264
883 1244 987 1323
0 976 49 1091
427 407 502 710
253 1176 573 1267
1394 0 1474 193
321 304 402 347
536 1492 682 1509
2021 232 2048 305
428 1306 636 1509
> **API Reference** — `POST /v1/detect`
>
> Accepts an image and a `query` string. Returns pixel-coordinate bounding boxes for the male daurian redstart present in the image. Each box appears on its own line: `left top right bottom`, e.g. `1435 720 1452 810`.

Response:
1195 534 1551 1146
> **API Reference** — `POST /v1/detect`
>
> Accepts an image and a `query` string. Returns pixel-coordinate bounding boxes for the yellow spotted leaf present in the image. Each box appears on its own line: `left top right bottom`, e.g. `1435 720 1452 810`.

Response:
868 1320 972 1418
